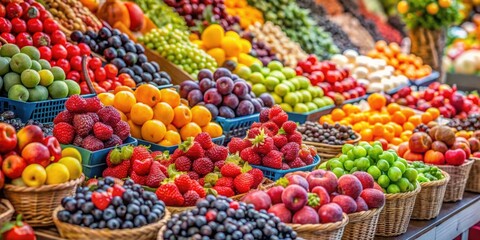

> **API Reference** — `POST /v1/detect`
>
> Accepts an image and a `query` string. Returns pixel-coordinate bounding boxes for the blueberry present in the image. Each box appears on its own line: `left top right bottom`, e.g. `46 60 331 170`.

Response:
140 205 150 216
98 28 111 39
64 199 77 212
71 211 83 225
138 54 147 64
116 205 127 218
127 204 140 215
135 44 145 53
147 212 158 223
116 48 126 58
92 209 103 220
134 215 147 227
70 31 83 42
187 227 199 236
125 213 134 221
123 52 138 66
213 200 229 211
81 35 91 44
119 33 130 44
107 219 120 230
57 210 71 222
81 202 94 214
121 220 134 229
102 208 116 221
112 29 121 36
197 199 209 208
82 214 95 226
216 211 227 222
108 36 122 48
214 232 225 240
194 216 206 228
124 179 134 186
103 47 117 61
124 42 136 53
89 222 99 229
232 230 243 239
61 196 74 207
98 220 106 229
76 198 86 209
122 191 134 203
252 229 262 238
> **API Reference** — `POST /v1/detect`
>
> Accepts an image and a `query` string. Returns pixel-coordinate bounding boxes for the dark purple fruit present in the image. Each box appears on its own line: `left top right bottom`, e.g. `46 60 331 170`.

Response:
179 80 200 99
213 68 232 80
123 53 138 66
199 78 215 93
197 69 213 80
216 77 234 95
188 89 204 106
223 94 239 109
233 81 248 97
259 93 275 107
205 104 219 119
204 88 223 106
219 106 235 119
251 98 262 113
236 100 254 116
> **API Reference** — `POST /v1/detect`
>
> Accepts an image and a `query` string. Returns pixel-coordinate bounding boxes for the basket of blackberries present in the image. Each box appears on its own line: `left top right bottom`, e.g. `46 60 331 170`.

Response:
53 177 170 240
298 122 361 159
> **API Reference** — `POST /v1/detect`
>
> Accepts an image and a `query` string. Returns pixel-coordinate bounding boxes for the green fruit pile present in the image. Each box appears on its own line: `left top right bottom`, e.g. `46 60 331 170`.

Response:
410 161 445 183
0 44 80 102
138 25 217 76
320 141 419 194
236 61 334 113
134 0 188 32
247 0 339 59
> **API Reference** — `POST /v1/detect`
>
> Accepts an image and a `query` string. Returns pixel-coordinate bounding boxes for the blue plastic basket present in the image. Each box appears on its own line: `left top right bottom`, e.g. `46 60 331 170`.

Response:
252 155 321 181
61 137 138 165
137 135 226 152
215 114 259 143
82 163 106 178
409 71 439 87
287 106 334 124
0 94 96 123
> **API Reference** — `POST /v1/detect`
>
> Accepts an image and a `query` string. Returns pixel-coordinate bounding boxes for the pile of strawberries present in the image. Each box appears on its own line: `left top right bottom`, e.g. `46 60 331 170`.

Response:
52 95 130 151
229 106 317 169
155 175 206 207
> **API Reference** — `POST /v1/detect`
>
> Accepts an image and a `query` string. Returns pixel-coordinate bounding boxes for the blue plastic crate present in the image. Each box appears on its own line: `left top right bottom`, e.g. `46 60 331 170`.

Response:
0 94 96 123
137 135 226 152
409 71 439 87
82 163 106 178
216 114 259 142
287 106 334 124
252 155 321 181
61 137 138 165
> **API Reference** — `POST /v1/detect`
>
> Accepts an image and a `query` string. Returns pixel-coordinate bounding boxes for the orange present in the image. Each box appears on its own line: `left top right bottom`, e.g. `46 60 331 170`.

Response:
347 105 361 115
130 103 154 125
191 105 212 127
114 86 134 94
160 88 181 108
383 125 395 142
391 137 403 145
375 40 388 52
113 91 136 113
408 115 422 126
331 109 346 121
426 108 440 119
403 122 415 131
372 123 384 137
368 114 382 125
380 114 391 124
421 112 433 124
135 84 161 107
400 130 413 142
390 123 403 137
439 0 451 8
360 129 373 141
202 122 223 138
401 108 415 119
167 124 178 132
180 122 202 140
98 93 115 106
342 104 353 112
118 110 128 121
172 105 193 128
141 120 166 143
153 102 174 125
127 120 142 139
159 130 181 146
391 112 406 125
367 93 386 110
387 103 401 115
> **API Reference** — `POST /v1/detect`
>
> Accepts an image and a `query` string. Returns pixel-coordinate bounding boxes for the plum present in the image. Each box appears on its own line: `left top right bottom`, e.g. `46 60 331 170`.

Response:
204 88 222 106
179 80 199 99
199 78 215 93
236 100 254 116
260 93 274 107
213 67 232 80
233 81 248 97
256 97 265 107
219 106 235 118
197 69 213 80
251 98 262 113
268 204 292 223
205 104 219 119
187 89 203 106
216 77 234 95
223 94 239 109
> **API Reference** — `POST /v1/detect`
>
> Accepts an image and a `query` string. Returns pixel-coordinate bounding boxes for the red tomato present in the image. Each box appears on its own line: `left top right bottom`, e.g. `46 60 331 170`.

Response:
117 73 130 84
66 45 80 59
94 67 106 82
111 81 122 89
38 9 51 21
88 57 102 70
42 18 58 34
10 18 26 33
27 18 42 33
51 44 67 60
31 2 45 11
99 81 112 90
67 70 81 82
50 30 66 45
56 59 71 73
0 33 15 43
6 3 23 19
307 55 317 64
19 2 30 14
104 64 118 79
69 55 82 71
24 6 39 19
15 32 32 48
38 46 52 60
78 43 91 56
32 32 50 47
0 18 11 33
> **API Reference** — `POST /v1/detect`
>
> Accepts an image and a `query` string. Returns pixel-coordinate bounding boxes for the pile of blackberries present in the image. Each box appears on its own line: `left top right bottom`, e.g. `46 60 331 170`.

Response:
0 111 53 136
70 27 171 88
57 177 166 230
447 114 480 131
298 121 358 145
162 195 297 240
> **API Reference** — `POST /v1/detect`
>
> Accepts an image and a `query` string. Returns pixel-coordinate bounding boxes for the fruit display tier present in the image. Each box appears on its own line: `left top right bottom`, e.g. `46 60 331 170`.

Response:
136 135 225 152
252 155 320 181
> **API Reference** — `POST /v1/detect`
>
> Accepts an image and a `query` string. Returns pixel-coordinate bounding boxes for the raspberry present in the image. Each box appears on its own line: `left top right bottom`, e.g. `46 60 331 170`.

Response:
85 97 103 113
259 108 270 122
73 114 94 137
93 122 113 141
87 112 99 123
104 135 122 148
98 106 121 127
175 156 191 172
65 95 87 113
53 122 75 144
53 110 73 124
81 135 104 151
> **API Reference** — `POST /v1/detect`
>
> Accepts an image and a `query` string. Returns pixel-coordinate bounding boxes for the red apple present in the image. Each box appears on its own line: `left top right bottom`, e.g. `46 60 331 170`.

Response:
17 125 44 151
306 169 338 193
242 191 271 211
2 155 27 179
21 142 50 167
337 174 362 199
281 185 308 212
318 203 343 223
268 204 292 223
332 195 357 214
266 186 284 205
452 141 471 158
42 136 61 162
352 171 374 189
409 132 432 153
424 150 445 165
0 123 17 153
445 149 466 166
431 141 448 154
292 206 319 224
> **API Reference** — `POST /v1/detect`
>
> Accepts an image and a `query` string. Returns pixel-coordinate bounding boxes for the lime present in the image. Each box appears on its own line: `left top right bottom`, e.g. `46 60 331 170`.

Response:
397 157 408 167
342 144 354 154
349 167 358 174
417 174 430 183
338 155 349 163
387 184 401 194
353 146 367 158
397 178 411 192
332 168 345 178
347 150 356 160
318 162 327 170
403 168 418 183
367 166 382 180
387 149 399 161
388 167 402 182
377 159 390 172
379 152 395 166
368 145 383 160
328 159 343 170
344 160 355 171
378 175 390 188
393 161 407 174
355 157 370 171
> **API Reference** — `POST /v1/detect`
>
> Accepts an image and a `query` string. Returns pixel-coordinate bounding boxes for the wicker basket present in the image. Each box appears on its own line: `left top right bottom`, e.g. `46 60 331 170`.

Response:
466 158 480 193
304 134 361 160
287 213 349 240
157 226 166 240
53 206 170 240
0 199 14 227
437 160 474 202
166 206 195 215
375 182 421 237
3 175 84 227
411 170 450 220
342 206 384 240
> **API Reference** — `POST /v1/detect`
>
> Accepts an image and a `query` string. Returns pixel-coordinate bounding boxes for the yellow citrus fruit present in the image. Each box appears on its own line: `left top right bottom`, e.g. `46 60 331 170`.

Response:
225 31 240 39
439 0 451 8
153 102 174 125
98 92 115 106
201 24 224 49
61 148 82 163
180 122 202 140
160 88 180 108
239 39 252 53
191 105 212 127
426 3 439 14
118 110 128 121
127 120 142 139
130 103 154 125
141 120 166 143
113 91 136 113
397 0 409 14
201 122 223 138
207 48 226 66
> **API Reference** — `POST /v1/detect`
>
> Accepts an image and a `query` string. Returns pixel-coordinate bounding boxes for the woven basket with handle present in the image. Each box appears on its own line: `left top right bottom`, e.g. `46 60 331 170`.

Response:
342 206 384 240
0 199 14 227
287 213 349 240
375 182 421 237
437 159 474 202
466 158 480 193
53 206 170 240
411 170 450 220
4 174 84 227
304 134 361 160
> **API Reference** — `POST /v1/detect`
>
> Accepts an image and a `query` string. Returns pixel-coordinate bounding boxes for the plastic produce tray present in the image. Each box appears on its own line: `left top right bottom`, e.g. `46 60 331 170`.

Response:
216 114 259 142
287 106 334 124
409 71 440 87
82 163 106 178
136 135 225 152
252 155 320 181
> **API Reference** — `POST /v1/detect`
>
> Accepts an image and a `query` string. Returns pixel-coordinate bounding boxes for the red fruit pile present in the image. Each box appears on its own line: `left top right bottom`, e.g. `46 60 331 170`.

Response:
229 106 317 170
296 55 367 101
52 95 130 150
242 171 385 224
155 174 206 207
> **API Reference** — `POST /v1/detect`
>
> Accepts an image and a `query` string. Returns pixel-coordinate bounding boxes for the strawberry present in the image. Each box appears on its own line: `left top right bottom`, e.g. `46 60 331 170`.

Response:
243 138 252 148
183 190 200 206
272 134 288 149
53 110 73 124
268 105 284 119
213 186 235 197
102 160 130 179
106 148 122 167
282 163 290 170
220 163 241 177
194 132 214 150
175 175 192 194
248 168 264 188
170 149 184 161
85 97 103 113
289 157 306 168
251 122 262 129
247 128 261 138
214 160 225 169
175 156 191 172
233 173 254 194
281 121 297 134
130 171 147 185
155 183 184 206
187 171 199 180
192 158 213 175
271 112 288 128
261 122 279 135
288 132 303 145
228 137 246 154
251 130 274 155
259 108 270 122
191 181 206 197
205 145 228 162
146 161 167 188
303 154 314 165
132 158 153 176
131 146 151 162
262 150 283 169
53 122 75 144
298 146 311 160
215 177 234 188
240 147 261 165
111 184 125 197
91 191 111 210
281 142 300 162
65 95 87 113
179 138 204 159
309 146 317 156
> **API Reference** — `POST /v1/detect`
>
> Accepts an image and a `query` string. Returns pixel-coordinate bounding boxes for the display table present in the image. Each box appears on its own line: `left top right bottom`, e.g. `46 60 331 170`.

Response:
375 192 480 240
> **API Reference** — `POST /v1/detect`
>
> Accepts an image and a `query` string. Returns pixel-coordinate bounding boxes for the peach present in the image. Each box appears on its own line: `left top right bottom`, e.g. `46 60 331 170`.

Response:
318 203 343 223
424 150 445 165
474 152 480 158
445 149 466 166
409 132 432 153
337 174 363 199
397 142 409 158
332 195 357 214
352 171 374 189
355 197 369 212
17 125 44 151
268 204 292 223
21 142 50 167
435 126 455 146
292 206 319 224
431 141 448 154
403 150 424 161
360 188 385 209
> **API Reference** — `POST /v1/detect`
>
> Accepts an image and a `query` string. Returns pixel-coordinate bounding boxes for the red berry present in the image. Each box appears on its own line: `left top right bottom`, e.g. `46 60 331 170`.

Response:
27 18 42 33
205 210 217 222
38 46 51 60
56 59 70 73
42 18 58 34
88 57 102 70
0 18 12 32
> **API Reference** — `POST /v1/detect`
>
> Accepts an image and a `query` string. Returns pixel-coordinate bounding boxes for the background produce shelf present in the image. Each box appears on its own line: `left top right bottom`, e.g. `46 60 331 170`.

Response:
287 106 335 124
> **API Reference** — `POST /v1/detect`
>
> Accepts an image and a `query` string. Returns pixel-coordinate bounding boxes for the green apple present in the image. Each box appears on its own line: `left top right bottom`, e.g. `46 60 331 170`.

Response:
38 69 54 87
31 60 41 71
267 60 283 71
249 72 264 84
289 78 300 90
252 83 267 97
51 66 66 81
65 80 81 96
283 81 296 92
8 85 29 102
59 157 83 180
264 76 279 91
282 67 296 79
313 97 326 108
46 163 70 184
236 65 251 79
269 70 286 82
250 62 262 72
316 87 324 97
21 46 40 60
300 90 312 103
3 72 21 92
260 67 270 77
283 92 299 106
323 96 335 106
294 103 310 113
28 85 48 101
296 76 310 89
270 93 283 104
294 91 303 103
48 81 69 99
279 103 293 112
21 69 40 88
0 44 20 57
306 102 318 111
0 57 10 75
38 59 51 69
10 53 32 73
274 83 290 97
308 86 319 98
22 164 46 187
